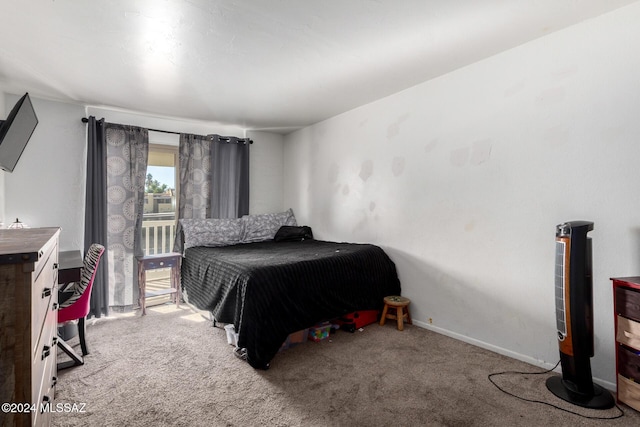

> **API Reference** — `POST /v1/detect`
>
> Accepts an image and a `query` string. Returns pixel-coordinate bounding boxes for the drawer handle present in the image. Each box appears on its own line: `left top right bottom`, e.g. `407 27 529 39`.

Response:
41 395 51 413
42 345 51 360
42 287 52 298
624 331 640 340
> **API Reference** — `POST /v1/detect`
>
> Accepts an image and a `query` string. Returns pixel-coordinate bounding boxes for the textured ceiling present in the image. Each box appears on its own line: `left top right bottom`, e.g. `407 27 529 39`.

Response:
0 0 636 133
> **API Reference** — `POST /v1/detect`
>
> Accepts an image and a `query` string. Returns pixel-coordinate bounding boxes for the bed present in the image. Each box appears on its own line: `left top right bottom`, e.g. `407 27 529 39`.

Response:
178 211 401 369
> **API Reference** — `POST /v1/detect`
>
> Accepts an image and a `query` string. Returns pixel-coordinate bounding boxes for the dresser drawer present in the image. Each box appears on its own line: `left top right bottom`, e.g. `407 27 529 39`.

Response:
616 287 640 322
32 246 58 355
618 374 640 412
33 306 57 400
616 315 640 350
140 256 180 270
42 345 57 399
34 299 58 363
32 404 52 427
32 232 59 284
618 345 640 382
33 335 56 409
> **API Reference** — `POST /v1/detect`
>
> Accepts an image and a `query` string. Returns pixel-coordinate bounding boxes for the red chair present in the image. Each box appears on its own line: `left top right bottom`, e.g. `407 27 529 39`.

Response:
57 243 105 369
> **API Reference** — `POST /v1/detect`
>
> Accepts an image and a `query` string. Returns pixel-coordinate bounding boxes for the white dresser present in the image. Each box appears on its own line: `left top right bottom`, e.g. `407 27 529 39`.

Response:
0 227 60 427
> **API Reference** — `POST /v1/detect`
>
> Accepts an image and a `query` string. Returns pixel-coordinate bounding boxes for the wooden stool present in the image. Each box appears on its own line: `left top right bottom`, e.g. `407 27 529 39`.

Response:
379 295 412 331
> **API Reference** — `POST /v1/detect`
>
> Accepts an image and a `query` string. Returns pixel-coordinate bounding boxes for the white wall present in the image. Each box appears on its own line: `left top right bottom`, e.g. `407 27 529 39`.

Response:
4 95 86 251
283 3 640 387
246 130 284 214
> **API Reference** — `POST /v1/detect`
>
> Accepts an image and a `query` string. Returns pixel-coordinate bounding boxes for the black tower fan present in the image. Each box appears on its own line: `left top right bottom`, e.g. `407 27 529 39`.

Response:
546 221 614 408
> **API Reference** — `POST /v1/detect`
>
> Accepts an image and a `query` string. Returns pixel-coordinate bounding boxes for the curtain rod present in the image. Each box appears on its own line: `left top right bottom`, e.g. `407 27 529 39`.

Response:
81 117 252 144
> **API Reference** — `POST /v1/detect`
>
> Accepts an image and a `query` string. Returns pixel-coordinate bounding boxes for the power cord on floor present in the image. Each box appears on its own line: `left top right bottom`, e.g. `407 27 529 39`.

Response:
488 360 625 420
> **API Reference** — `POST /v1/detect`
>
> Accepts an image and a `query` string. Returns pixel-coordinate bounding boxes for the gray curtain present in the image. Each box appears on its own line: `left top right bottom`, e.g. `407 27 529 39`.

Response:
173 133 250 252
105 124 149 309
84 116 109 318
177 133 211 220
210 135 250 219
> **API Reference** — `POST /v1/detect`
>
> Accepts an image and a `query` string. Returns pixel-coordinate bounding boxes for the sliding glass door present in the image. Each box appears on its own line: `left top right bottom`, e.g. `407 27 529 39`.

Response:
142 144 178 304
143 144 178 256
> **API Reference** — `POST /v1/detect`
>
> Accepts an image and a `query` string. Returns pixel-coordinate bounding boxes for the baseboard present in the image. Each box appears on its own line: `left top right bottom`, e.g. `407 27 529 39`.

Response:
411 319 616 392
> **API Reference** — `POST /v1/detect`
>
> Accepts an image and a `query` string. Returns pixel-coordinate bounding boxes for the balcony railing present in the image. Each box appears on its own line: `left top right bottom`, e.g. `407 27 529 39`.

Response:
141 213 176 256
141 214 176 306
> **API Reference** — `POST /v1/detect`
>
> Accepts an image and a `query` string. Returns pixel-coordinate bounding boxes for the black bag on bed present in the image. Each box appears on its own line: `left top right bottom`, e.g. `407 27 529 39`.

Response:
274 225 313 242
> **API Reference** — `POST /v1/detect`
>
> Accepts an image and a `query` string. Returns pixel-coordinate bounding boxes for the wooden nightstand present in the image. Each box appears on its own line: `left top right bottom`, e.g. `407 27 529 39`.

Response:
137 252 181 315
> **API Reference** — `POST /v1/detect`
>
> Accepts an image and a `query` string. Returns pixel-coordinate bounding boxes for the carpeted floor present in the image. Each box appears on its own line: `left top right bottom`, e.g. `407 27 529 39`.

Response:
53 305 640 426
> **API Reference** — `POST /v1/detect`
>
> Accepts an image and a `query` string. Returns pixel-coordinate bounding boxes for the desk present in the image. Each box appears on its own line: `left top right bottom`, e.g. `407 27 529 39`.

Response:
137 252 181 316
58 250 83 284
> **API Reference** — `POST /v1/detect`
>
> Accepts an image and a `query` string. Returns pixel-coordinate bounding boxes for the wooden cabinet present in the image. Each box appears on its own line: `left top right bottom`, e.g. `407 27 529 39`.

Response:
0 227 60 427
612 276 640 412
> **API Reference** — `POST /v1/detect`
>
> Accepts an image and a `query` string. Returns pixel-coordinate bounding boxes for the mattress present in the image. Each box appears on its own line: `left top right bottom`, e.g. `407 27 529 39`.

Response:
181 239 401 369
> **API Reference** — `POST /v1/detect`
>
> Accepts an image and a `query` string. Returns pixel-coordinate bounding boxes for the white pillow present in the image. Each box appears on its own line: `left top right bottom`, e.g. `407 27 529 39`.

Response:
180 218 244 249
241 209 297 243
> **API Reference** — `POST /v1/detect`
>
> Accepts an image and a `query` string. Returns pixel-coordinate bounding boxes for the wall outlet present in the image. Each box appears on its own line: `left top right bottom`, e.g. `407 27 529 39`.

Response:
428 318 432 324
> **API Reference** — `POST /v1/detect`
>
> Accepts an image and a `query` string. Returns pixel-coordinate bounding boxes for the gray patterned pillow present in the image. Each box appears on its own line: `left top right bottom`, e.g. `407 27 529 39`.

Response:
180 218 244 249
241 209 297 243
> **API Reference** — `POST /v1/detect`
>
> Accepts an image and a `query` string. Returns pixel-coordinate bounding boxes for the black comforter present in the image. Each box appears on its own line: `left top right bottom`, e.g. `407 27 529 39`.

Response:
181 239 401 369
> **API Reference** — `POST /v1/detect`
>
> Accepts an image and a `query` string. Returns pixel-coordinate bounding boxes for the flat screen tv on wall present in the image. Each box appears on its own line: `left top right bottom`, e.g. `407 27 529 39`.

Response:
0 93 38 172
